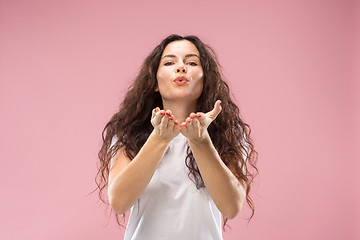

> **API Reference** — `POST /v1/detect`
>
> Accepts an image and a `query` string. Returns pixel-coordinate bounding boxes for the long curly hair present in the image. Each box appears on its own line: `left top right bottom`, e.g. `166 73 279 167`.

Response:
94 34 259 230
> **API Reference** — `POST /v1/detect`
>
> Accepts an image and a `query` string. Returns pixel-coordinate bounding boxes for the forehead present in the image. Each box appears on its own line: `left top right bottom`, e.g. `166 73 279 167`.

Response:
161 40 200 57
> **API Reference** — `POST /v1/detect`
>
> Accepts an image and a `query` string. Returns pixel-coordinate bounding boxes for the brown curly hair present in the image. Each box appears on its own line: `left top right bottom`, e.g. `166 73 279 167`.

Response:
94 34 259 230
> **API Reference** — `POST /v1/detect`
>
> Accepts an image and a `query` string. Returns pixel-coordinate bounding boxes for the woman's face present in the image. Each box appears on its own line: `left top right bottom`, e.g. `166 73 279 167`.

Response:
156 40 204 103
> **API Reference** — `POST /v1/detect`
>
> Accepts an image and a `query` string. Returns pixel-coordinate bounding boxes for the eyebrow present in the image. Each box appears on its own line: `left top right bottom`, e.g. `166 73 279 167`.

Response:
161 53 200 60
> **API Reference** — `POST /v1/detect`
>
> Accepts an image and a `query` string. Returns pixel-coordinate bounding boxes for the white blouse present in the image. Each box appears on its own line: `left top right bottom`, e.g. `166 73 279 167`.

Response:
110 133 223 240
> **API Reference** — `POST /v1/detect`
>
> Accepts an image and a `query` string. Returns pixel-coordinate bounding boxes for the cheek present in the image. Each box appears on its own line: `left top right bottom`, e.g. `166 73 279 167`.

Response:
157 67 171 83
156 77 166 92
197 71 204 81
156 71 164 88
191 71 204 96
193 70 204 85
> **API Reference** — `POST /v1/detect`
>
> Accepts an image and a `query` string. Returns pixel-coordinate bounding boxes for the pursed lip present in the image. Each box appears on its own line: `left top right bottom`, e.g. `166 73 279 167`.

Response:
173 76 189 83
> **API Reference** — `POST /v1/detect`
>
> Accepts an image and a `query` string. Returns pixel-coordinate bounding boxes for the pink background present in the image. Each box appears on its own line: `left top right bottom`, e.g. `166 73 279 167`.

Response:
1 0 358 239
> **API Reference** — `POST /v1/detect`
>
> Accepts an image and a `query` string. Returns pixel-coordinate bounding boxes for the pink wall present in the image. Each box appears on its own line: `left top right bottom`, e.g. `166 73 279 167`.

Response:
0 0 358 239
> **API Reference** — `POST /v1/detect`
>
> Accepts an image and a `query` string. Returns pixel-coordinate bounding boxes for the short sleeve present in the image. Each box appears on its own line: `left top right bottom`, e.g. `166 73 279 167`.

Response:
109 135 118 168
110 134 118 149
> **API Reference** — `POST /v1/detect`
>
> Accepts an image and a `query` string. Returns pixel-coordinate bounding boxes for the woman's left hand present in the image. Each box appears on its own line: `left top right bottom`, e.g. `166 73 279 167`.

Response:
180 100 222 141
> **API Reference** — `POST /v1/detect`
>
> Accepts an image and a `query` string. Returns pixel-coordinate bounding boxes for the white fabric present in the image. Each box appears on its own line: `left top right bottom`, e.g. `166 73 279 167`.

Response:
111 133 223 240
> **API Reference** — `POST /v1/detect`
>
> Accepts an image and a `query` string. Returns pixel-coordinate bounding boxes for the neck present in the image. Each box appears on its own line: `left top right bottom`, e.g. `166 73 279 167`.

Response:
162 99 197 123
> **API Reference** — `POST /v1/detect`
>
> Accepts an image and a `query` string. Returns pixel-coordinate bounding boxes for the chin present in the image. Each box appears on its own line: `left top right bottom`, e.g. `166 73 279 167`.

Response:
160 89 202 102
162 94 198 102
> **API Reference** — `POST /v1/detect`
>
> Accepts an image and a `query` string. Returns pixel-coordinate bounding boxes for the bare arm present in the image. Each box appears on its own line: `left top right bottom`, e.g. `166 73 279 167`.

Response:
108 108 180 215
180 100 246 219
187 135 246 219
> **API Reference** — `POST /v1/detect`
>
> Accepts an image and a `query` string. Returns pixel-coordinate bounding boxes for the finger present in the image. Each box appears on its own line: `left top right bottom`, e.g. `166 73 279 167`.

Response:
208 100 222 119
196 112 204 117
197 112 206 125
168 116 175 128
160 113 169 128
191 117 200 131
167 110 176 119
159 110 166 116
167 111 176 121
170 119 180 133
165 110 172 117
153 110 165 126
186 117 194 130
189 112 196 119
152 108 156 119
152 107 160 119
166 110 177 121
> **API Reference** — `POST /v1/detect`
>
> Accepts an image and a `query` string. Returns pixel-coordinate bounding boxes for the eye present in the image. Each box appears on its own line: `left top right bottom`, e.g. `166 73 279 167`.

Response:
187 62 198 66
164 62 174 66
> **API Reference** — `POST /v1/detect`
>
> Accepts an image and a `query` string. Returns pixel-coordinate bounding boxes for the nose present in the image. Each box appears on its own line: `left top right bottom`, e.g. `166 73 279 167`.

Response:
176 65 187 73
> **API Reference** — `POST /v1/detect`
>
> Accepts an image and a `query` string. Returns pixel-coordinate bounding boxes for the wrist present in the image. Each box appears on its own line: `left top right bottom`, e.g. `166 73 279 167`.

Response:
187 130 211 146
150 130 174 145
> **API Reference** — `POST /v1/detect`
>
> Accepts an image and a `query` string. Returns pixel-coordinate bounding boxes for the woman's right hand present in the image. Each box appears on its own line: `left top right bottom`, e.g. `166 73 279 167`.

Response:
151 107 180 141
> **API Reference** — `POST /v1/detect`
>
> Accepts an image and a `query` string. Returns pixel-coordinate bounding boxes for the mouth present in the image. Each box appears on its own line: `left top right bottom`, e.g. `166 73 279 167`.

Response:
173 76 189 85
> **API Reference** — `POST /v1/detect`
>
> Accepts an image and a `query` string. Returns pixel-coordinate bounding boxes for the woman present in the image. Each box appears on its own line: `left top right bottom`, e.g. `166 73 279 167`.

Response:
96 34 258 240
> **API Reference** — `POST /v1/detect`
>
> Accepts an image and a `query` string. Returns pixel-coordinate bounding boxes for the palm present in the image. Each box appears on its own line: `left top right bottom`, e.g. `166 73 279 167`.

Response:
180 100 222 141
